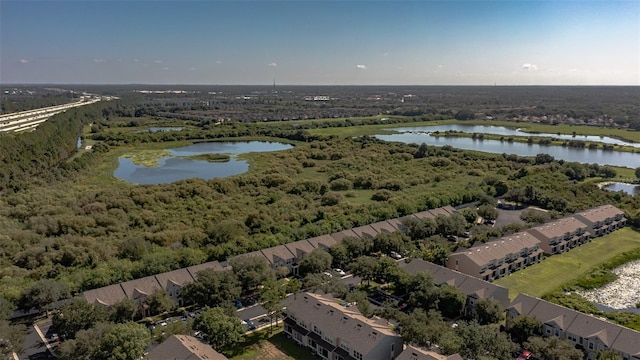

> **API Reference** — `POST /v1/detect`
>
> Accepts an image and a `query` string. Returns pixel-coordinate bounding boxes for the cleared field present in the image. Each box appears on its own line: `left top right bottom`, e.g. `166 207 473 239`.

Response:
494 227 640 300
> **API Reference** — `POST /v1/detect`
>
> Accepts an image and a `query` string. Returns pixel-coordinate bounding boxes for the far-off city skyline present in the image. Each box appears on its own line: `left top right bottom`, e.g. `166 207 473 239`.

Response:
1 0 639 85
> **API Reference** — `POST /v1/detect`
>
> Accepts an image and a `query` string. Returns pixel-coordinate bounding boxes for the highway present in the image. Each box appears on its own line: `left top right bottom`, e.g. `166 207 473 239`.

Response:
0 96 110 133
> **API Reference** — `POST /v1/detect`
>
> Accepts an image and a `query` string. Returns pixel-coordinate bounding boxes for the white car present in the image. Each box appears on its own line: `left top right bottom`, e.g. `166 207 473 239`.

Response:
334 268 346 276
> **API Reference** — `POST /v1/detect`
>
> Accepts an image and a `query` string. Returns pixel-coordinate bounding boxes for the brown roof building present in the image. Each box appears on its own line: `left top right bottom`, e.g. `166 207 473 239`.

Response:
506 294 640 360
528 217 590 255
260 244 296 271
573 204 627 237
81 283 127 308
146 334 228 360
284 292 403 360
155 268 196 306
446 231 543 281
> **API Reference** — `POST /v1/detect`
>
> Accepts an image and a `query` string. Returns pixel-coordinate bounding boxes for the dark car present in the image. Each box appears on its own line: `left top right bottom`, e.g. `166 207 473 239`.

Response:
245 319 256 330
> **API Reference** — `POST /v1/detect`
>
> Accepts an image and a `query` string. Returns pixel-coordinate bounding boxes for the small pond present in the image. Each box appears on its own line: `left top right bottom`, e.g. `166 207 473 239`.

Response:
114 141 293 184
601 182 640 196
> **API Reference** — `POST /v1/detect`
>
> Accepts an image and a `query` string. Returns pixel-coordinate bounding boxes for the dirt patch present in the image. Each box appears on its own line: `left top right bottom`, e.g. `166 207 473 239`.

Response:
250 340 293 360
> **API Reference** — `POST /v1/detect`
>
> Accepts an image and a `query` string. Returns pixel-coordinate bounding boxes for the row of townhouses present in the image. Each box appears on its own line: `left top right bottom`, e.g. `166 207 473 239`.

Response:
284 286 640 360
507 294 640 360
284 291 465 360
82 206 457 311
447 205 626 281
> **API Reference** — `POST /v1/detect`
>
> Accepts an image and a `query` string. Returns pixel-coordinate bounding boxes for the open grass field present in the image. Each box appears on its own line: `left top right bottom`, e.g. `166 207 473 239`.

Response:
494 227 640 300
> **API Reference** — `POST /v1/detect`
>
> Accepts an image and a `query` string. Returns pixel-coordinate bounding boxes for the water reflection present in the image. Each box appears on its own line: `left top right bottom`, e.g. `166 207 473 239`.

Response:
114 141 293 184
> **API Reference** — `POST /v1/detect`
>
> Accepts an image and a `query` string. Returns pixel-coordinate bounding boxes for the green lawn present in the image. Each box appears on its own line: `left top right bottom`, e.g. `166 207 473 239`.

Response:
494 227 640 300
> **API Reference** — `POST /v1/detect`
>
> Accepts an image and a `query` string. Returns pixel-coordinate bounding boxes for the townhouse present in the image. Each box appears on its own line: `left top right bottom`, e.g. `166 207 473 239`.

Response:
399 259 510 319
506 294 640 360
79 206 456 311
573 204 627 237
446 204 626 281
528 217 590 255
446 232 543 281
146 334 228 360
284 292 403 360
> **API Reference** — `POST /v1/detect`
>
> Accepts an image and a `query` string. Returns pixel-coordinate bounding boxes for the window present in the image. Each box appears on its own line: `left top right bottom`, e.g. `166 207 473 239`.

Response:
353 351 363 360
313 325 322 335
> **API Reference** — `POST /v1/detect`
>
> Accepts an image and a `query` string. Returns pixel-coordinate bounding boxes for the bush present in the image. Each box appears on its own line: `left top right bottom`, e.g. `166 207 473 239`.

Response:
371 190 392 201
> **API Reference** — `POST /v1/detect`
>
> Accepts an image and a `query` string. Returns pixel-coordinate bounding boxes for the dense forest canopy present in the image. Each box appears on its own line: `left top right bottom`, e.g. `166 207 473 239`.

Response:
0 88 639 308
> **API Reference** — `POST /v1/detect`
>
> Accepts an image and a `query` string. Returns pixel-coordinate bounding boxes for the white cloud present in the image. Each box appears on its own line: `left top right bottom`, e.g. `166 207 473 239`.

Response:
19 59 28 64
189 67 196 71
154 60 163 63
216 60 223 64
522 63 538 71
268 62 278 67
383 52 389 57
161 67 169 71
133 58 139 62
438 64 443 68
94 58 106 63
356 64 367 69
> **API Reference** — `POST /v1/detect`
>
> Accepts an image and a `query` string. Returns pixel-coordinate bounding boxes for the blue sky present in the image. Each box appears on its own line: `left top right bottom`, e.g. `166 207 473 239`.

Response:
1 1 639 85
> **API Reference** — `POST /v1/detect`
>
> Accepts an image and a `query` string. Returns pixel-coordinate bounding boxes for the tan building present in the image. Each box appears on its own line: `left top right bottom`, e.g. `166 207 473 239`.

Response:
447 231 543 281
573 204 627 237
260 244 296 273
81 283 127 308
146 334 228 360
528 217 590 255
284 292 403 360
155 268 196 306
507 294 640 360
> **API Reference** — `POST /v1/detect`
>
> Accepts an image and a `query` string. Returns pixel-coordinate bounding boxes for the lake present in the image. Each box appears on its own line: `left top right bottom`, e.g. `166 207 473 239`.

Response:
114 141 293 184
376 125 640 168
390 125 640 148
602 182 640 196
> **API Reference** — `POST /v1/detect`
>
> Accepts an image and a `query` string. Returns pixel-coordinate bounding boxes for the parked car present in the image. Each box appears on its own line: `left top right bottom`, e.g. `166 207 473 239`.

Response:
234 299 243 308
517 350 532 360
245 319 256 330
389 251 402 260
334 268 346 276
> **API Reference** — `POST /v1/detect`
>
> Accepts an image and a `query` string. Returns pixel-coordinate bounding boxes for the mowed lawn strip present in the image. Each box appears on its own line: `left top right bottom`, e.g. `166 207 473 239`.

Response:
494 227 640 300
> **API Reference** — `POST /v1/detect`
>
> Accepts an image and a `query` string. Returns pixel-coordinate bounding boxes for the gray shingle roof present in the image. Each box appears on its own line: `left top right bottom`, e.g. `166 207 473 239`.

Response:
286 292 399 357
396 345 463 360
146 334 228 360
81 283 127 307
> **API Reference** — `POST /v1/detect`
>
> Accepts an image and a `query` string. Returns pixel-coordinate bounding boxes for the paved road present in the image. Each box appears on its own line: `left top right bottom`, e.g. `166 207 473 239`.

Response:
18 322 56 360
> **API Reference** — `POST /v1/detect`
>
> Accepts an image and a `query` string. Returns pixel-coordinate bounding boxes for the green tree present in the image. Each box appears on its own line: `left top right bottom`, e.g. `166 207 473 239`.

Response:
596 349 624 360
298 248 332 277
406 272 439 311
508 315 543 344
524 336 583 360
57 322 111 360
0 320 26 357
437 284 466 319
19 279 70 316
346 290 372 318
145 288 176 315
193 307 245 352
181 268 241 308
349 256 378 286
374 256 402 284
95 322 150 360
52 298 107 339
635 167 640 179
230 255 274 293
260 277 287 333
109 298 138 323
477 204 499 220
455 321 517 360
475 297 503 325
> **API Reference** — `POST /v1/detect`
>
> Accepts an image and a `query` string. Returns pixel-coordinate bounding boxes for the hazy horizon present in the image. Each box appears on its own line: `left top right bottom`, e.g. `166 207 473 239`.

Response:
2 1 639 86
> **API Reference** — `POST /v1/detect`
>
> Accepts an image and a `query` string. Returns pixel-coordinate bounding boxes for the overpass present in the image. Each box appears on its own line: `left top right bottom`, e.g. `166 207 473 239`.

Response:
0 96 108 133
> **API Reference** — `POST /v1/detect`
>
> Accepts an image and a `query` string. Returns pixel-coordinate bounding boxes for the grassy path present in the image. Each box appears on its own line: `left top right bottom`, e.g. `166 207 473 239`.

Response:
494 227 640 300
